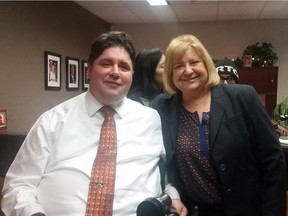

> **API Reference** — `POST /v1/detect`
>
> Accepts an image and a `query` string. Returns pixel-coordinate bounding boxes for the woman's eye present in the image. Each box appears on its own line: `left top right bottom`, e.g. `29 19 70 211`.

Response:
190 60 199 65
174 64 183 69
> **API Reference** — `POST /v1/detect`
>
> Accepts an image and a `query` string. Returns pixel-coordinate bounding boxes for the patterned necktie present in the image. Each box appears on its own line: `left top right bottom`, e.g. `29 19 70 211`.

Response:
86 106 117 216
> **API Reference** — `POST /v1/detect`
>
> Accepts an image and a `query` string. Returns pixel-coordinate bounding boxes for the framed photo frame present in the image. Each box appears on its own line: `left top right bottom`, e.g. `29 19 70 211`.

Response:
242 55 253 68
82 60 89 90
0 108 7 133
44 51 61 90
66 57 79 90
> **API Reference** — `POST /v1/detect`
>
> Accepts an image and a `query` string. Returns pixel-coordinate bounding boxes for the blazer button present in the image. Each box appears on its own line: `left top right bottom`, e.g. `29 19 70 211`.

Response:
226 188 232 193
219 164 226 171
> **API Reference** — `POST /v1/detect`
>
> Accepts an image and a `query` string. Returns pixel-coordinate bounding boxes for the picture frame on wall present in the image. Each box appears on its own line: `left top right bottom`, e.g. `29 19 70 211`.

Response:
66 57 79 90
82 60 89 90
44 51 61 90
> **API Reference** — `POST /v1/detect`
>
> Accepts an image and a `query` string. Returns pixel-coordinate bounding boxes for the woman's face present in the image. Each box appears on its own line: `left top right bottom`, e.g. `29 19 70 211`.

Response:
172 47 208 95
154 54 165 88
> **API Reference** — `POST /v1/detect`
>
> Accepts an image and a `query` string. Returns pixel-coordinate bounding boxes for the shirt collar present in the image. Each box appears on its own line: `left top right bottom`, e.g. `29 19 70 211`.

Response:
84 90 127 119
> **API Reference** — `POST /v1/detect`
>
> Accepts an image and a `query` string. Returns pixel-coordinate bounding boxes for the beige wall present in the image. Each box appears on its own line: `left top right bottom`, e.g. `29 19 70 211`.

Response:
1 1 287 133
0 1 110 133
112 19 288 104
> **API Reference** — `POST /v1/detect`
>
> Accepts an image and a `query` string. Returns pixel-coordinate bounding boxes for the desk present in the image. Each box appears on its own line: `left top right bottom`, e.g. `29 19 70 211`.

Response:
0 134 25 176
0 134 25 216
281 137 288 155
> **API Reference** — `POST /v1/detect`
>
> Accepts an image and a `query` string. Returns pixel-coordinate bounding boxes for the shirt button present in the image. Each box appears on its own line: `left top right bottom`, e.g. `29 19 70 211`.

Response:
219 163 226 171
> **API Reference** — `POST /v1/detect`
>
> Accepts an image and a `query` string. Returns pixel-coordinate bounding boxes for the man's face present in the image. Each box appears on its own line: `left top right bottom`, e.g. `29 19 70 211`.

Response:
88 46 133 106
70 65 76 75
219 74 236 84
216 64 238 84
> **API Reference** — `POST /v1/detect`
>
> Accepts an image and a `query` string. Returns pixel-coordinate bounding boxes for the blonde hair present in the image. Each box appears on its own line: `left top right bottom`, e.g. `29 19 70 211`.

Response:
163 34 220 94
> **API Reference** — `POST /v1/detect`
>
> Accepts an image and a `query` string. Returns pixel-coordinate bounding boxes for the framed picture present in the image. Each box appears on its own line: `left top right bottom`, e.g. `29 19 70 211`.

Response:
242 55 253 68
0 108 7 133
82 60 89 90
44 51 61 90
66 57 79 90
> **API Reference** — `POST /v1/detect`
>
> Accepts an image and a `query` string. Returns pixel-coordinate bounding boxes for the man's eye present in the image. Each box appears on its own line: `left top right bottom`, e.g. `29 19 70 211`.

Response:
119 63 131 71
100 61 111 67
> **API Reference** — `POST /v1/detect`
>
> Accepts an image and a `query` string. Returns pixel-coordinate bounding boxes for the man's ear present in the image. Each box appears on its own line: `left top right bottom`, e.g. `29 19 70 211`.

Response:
87 64 92 77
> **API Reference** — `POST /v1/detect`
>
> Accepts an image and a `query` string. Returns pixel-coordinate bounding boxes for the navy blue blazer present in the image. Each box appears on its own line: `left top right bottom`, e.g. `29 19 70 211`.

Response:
152 84 286 216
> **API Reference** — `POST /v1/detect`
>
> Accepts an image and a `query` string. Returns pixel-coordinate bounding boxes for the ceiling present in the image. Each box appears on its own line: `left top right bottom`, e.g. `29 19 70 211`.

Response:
74 0 288 24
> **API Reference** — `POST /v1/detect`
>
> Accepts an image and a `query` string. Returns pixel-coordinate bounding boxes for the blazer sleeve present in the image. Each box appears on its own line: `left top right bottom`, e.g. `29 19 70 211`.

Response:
242 86 286 215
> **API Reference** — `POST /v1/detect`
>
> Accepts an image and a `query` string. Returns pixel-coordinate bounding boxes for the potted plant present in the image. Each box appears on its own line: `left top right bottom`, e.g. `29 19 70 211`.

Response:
272 97 288 128
243 42 278 67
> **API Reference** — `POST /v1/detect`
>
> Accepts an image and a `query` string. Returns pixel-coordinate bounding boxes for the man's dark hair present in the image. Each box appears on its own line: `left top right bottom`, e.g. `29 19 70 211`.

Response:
88 31 136 68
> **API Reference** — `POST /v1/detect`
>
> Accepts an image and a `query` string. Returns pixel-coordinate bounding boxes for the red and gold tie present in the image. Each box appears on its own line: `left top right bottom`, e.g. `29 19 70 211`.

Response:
86 106 117 216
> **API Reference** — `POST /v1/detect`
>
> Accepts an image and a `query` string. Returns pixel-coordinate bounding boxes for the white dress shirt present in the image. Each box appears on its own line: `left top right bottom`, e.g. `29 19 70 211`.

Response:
1 91 166 216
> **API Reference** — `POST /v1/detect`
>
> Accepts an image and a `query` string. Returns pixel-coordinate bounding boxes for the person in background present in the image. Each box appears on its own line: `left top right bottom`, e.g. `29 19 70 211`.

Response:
151 34 286 216
215 59 239 84
128 48 165 106
215 59 288 137
1 31 187 216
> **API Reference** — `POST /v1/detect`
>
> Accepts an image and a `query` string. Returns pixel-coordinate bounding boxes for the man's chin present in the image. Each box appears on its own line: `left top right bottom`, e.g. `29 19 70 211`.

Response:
101 93 126 106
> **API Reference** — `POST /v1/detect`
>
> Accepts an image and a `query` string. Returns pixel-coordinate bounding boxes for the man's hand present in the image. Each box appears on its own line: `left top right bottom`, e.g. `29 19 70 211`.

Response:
169 199 188 216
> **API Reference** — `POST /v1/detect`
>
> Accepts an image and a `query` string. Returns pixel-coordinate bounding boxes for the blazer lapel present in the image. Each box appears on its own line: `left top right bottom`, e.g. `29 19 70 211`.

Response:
210 85 225 149
168 94 181 152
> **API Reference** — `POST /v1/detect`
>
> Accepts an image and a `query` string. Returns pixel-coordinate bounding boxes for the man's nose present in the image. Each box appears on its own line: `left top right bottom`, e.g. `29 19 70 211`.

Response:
110 65 120 78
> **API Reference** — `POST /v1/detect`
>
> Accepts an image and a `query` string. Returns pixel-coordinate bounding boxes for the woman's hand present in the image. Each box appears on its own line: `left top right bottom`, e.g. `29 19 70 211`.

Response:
169 199 188 216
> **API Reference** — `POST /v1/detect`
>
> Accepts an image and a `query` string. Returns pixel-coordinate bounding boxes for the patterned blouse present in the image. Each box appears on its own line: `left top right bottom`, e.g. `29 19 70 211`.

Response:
176 105 222 205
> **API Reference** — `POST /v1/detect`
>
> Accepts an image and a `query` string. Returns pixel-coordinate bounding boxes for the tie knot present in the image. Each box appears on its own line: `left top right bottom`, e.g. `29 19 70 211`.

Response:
100 106 115 119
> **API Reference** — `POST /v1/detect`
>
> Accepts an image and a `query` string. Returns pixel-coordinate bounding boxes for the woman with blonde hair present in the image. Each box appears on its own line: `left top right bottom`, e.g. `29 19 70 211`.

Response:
152 34 286 216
